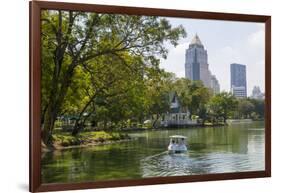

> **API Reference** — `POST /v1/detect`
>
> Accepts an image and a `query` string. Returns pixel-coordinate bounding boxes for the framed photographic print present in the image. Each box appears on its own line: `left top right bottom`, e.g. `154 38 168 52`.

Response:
30 1 271 192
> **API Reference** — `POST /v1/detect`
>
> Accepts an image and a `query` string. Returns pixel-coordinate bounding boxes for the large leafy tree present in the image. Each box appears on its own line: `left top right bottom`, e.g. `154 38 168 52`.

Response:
173 79 211 118
41 10 186 146
172 78 191 113
208 92 238 123
247 98 265 119
237 99 255 118
188 81 211 118
74 53 148 133
146 71 176 128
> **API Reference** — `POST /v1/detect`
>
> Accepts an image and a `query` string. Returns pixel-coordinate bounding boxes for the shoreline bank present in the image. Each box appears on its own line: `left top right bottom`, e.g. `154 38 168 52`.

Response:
122 122 226 132
42 138 133 152
42 131 131 152
43 120 262 151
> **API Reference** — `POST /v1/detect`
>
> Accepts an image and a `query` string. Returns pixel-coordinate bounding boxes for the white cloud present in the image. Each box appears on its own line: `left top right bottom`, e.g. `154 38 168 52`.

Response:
248 28 265 47
217 46 240 62
160 42 187 78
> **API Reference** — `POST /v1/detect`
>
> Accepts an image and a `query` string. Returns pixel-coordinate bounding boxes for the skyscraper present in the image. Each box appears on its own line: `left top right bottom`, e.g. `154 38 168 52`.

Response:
185 34 220 93
230 63 247 98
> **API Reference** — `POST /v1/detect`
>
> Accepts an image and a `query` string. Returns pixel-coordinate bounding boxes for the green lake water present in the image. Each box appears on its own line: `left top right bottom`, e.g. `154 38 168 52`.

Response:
41 121 265 184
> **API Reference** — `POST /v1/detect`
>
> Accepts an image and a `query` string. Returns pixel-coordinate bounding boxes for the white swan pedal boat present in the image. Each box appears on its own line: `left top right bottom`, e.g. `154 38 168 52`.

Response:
168 135 188 154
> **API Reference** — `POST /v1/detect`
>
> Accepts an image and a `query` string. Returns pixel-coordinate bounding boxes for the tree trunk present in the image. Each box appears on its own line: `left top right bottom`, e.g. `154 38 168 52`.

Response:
103 120 107 130
41 104 48 125
189 109 193 119
72 121 82 136
202 118 206 126
72 111 94 136
41 11 77 147
42 105 57 147
152 114 160 129
72 96 96 136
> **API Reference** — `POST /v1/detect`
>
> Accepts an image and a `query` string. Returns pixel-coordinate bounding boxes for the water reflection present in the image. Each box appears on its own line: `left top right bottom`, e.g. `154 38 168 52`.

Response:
42 121 265 183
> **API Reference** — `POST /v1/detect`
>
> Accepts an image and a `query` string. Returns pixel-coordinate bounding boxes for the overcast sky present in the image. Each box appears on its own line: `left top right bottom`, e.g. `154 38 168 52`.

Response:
159 17 265 95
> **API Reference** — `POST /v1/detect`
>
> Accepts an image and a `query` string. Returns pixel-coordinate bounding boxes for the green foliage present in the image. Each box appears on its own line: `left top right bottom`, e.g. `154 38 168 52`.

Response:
248 98 265 119
233 98 264 120
146 71 174 115
208 92 238 122
41 10 186 145
53 131 130 147
172 78 191 112
41 10 265 148
237 99 255 118
173 79 211 117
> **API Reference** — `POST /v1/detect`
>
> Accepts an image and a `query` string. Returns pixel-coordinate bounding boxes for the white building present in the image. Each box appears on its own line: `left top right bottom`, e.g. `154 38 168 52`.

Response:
161 92 197 127
185 34 220 93
251 86 265 100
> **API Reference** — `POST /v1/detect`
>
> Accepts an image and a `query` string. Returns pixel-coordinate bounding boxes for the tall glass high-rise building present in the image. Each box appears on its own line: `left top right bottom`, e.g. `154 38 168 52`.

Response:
185 34 220 93
230 63 247 98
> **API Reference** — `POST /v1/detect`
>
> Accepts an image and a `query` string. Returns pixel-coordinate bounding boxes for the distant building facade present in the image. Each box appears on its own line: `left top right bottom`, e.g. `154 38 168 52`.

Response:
230 63 247 98
251 86 265 100
210 75 220 94
231 86 247 98
185 34 220 93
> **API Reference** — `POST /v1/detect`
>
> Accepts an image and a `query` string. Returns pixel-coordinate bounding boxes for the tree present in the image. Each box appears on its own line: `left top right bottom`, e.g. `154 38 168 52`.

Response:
198 105 208 125
188 81 211 119
71 53 146 135
248 98 265 119
237 99 255 118
208 92 238 123
172 78 191 113
146 71 175 128
85 54 149 131
41 10 186 146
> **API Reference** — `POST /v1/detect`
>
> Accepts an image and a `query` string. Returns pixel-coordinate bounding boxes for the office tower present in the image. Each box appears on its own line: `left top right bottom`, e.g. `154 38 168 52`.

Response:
230 63 247 98
185 34 219 93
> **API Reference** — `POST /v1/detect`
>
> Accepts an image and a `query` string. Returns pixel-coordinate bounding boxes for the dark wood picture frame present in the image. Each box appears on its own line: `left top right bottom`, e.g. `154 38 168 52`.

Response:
30 1 271 192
